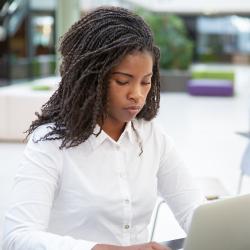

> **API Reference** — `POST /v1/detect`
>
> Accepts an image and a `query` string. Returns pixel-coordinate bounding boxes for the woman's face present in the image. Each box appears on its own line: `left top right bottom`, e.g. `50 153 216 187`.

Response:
105 50 153 127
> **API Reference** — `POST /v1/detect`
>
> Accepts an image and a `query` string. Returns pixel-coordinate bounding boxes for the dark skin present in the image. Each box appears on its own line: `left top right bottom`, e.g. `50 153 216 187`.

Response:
95 52 171 250
101 51 153 141
93 242 170 250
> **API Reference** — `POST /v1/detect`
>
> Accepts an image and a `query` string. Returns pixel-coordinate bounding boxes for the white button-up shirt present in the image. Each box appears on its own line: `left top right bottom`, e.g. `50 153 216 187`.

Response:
2 119 204 250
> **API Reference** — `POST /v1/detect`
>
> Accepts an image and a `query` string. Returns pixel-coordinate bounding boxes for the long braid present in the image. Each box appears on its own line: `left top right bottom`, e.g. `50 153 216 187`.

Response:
26 6 161 149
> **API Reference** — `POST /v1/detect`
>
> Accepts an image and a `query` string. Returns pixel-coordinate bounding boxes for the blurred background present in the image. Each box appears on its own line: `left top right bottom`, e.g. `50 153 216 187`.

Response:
0 0 250 244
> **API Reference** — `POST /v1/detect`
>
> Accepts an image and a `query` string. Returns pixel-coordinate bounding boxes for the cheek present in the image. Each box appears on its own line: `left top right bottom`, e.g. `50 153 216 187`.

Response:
110 90 123 103
144 85 152 97
107 86 124 108
110 83 127 100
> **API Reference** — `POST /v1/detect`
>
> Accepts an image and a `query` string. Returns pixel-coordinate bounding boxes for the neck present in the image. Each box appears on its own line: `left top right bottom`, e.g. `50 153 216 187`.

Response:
99 119 126 141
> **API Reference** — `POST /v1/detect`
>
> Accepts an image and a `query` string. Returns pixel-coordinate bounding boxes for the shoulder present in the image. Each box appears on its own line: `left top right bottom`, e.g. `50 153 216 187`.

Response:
31 123 56 141
27 123 62 151
22 124 63 179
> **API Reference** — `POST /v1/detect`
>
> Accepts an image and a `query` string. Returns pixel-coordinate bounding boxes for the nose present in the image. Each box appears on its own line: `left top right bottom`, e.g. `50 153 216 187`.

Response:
127 83 143 103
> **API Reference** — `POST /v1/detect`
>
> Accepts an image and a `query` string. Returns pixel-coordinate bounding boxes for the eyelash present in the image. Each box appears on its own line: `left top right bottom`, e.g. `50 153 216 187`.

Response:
116 80 128 85
115 80 151 85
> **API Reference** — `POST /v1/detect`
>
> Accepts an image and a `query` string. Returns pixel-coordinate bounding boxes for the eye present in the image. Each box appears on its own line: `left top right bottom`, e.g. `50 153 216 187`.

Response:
142 81 151 85
115 80 129 85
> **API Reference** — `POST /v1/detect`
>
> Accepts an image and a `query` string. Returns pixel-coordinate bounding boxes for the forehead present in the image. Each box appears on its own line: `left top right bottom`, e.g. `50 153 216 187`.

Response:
111 51 153 74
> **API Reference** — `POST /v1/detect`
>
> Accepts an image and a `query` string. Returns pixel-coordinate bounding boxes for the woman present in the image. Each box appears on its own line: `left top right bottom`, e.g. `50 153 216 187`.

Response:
2 6 204 250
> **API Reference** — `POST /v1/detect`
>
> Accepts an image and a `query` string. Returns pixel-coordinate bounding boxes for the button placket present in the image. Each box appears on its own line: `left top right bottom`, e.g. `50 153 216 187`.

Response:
122 185 132 244
115 142 132 245
120 172 126 178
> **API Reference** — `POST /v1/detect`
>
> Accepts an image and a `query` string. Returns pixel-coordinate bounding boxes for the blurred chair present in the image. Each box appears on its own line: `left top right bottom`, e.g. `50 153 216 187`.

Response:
187 70 234 96
237 142 250 194
150 199 165 241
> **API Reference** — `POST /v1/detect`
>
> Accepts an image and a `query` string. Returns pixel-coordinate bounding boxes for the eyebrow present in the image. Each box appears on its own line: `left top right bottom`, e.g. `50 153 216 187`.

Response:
111 72 153 78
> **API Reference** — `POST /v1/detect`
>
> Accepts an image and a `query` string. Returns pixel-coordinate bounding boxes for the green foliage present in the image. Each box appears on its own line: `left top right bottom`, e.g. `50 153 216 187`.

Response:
192 71 235 81
199 53 220 63
137 9 193 70
31 85 52 91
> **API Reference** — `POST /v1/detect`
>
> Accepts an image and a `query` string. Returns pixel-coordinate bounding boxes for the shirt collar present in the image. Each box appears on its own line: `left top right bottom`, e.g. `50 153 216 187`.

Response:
89 121 137 151
120 121 137 145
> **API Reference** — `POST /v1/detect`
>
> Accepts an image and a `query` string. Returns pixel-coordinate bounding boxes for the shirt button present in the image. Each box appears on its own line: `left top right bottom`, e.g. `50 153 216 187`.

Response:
124 199 130 204
124 224 130 229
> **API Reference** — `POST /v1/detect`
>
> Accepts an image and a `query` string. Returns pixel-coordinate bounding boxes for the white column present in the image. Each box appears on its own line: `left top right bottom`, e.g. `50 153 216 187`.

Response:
55 0 81 72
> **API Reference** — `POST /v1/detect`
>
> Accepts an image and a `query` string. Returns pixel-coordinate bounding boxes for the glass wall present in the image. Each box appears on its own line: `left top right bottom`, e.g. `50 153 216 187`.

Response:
197 15 250 63
0 0 56 85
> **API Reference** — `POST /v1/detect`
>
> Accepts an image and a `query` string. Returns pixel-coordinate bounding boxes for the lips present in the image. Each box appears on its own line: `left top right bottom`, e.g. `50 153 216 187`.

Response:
125 105 141 111
124 105 142 116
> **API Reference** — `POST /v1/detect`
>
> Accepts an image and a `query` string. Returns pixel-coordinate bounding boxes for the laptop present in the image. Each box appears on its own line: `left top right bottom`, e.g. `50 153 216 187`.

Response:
161 194 250 250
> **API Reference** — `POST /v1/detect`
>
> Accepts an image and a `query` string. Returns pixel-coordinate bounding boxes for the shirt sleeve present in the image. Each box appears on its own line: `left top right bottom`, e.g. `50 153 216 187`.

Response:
157 131 206 233
2 127 97 250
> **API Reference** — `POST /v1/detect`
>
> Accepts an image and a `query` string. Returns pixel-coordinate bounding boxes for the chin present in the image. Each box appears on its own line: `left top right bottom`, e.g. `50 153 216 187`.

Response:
124 114 137 122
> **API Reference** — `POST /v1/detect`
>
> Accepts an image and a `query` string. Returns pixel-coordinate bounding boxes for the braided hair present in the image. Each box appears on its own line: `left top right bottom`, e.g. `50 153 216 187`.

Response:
26 6 161 149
